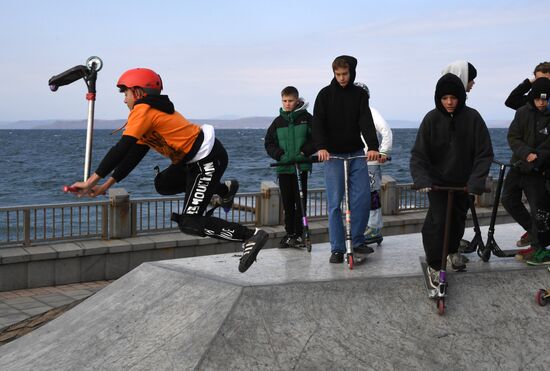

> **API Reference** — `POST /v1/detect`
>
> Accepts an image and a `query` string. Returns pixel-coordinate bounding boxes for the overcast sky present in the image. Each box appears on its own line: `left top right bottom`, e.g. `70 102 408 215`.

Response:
0 0 547 123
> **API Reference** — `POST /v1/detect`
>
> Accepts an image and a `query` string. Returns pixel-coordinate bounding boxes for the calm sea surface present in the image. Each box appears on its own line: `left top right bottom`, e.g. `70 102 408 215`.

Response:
0 128 511 207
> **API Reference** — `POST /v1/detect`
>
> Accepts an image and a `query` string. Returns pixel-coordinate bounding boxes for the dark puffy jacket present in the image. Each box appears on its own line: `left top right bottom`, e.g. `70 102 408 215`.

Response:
265 104 316 174
508 103 550 173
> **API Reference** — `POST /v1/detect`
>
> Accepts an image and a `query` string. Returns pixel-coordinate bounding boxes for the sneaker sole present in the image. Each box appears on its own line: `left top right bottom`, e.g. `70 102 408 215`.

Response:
526 260 550 266
354 247 375 254
329 254 344 264
238 232 267 273
447 257 467 272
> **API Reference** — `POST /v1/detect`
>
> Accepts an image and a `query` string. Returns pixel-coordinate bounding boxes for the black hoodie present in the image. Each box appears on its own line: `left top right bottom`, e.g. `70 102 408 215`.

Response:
410 74 494 194
507 78 550 173
312 55 379 153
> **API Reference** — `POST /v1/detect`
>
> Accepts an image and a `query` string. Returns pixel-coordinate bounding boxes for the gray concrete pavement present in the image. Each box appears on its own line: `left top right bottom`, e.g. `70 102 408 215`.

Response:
0 223 549 370
0 282 110 331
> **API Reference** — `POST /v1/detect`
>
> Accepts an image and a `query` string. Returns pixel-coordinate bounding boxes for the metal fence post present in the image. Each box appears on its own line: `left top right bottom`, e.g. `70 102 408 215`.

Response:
101 204 109 240
23 209 31 246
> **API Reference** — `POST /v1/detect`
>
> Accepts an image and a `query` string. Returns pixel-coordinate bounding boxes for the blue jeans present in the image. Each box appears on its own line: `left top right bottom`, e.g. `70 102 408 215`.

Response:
324 150 371 253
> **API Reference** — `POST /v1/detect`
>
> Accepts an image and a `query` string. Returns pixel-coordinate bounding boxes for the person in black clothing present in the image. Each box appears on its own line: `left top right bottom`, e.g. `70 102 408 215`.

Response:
505 62 550 110
265 86 316 248
504 77 550 265
410 73 493 288
502 62 550 249
312 55 379 263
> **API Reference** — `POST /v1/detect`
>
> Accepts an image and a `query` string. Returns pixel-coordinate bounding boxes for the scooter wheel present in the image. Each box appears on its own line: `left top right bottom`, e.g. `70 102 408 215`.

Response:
86 56 103 72
536 289 548 307
348 255 354 270
437 299 445 315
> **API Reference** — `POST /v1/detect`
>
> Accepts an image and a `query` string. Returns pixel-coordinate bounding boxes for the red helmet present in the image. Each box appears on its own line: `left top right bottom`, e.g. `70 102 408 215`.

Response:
117 68 163 94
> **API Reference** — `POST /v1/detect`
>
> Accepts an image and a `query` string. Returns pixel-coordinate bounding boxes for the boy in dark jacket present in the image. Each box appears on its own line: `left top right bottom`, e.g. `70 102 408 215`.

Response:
70 68 268 273
502 62 550 249
505 77 550 265
411 73 493 288
265 86 316 248
505 62 550 110
313 55 380 263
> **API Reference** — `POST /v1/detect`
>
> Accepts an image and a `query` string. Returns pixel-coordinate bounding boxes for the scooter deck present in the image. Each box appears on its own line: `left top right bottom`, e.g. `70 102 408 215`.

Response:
364 236 383 246
419 259 438 299
491 248 520 258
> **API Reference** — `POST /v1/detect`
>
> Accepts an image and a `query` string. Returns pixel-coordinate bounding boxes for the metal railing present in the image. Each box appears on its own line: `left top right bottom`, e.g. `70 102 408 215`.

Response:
0 183 430 248
0 201 109 246
131 192 261 235
398 183 429 211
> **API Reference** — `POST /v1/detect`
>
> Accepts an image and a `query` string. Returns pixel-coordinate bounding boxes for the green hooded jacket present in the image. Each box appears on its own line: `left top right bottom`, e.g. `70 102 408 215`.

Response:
264 102 316 174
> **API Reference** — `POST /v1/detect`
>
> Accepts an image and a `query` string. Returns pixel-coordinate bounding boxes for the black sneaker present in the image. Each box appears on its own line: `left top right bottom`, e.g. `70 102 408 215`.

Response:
353 243 374 254
329 252 344 264
279 234 292 248
220 180 239 211
289 235 305 249
239 229 268 273
447 253 467 272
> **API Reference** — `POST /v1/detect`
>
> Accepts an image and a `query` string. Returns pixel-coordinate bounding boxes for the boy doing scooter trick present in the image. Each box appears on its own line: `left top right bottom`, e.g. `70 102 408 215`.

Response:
69 68 268 273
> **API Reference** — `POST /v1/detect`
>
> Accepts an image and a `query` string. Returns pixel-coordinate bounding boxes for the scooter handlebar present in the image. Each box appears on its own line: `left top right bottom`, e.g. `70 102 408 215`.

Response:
63 185 79 193
48 65 89 91
329 154 392 161
270 156 320 167
431 185 468 192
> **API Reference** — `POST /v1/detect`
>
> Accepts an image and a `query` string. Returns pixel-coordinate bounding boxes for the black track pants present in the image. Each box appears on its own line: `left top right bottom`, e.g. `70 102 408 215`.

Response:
278 172 308 236
155 139 254 242
422 190 469 270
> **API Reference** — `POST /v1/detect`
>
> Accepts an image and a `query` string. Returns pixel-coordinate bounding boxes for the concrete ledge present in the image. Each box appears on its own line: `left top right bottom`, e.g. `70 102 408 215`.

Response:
0 206 514 291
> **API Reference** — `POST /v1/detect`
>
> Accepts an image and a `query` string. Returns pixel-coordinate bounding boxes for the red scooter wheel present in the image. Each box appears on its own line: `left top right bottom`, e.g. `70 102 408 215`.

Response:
536 289 548 307
348 255 354 270
437 299 445 315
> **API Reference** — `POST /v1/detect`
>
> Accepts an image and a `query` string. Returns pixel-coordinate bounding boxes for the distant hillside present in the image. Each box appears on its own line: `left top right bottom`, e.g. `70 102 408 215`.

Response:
0 117 511 130
34 119 127 130
0 117 273 130
193 116 273 129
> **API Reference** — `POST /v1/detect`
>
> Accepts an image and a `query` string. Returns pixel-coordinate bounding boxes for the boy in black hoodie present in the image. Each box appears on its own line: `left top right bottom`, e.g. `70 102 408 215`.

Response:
410 73 493 288
505 77 550 265
69 68 267 273
502 62 550 249
265 86 316 248
313 55 380 263
505 62 550 110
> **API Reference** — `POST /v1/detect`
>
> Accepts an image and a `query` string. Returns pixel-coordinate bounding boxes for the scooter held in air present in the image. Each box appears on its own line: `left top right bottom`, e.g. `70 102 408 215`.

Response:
49 56 103 188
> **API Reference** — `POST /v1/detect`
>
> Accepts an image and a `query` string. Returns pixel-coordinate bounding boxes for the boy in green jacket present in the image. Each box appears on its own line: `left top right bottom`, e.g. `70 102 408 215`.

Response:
265 86 316 248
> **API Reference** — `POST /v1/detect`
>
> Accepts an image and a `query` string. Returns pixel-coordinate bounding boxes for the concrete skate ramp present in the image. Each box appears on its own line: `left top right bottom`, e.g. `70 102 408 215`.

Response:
1 228 550 370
